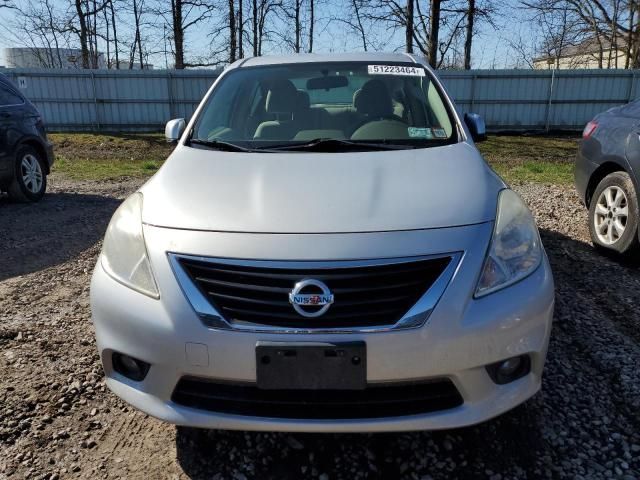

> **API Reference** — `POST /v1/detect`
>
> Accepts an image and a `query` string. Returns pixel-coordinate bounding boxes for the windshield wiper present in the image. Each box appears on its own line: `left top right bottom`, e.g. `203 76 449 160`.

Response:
258 138 411 152
188 138 256 152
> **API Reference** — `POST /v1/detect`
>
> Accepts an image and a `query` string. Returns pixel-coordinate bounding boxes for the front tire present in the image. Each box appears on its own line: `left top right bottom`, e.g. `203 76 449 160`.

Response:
588 171 639 255
7 146 47 203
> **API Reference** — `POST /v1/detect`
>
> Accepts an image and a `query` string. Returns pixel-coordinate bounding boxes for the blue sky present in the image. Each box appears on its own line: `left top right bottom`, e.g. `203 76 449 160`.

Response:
0 0 534 69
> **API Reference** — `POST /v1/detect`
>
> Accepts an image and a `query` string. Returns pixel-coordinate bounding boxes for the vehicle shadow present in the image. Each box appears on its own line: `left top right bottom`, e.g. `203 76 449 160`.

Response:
174 401 543 479
0 192 120 281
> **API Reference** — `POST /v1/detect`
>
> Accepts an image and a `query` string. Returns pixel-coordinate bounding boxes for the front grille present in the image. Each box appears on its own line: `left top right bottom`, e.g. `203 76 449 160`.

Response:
172 377 463 419
178 256 451 329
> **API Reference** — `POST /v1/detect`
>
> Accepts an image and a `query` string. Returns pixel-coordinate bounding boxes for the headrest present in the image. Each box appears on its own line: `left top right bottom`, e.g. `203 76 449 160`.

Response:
353 79 393 117
265 79 299 113
296 90 310 109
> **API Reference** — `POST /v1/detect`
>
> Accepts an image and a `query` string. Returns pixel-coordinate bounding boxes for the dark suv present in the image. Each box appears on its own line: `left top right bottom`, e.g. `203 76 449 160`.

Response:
0 73 54 202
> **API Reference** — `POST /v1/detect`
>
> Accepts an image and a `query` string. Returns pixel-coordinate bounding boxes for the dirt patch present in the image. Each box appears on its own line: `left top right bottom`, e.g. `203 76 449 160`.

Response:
0 178 639 479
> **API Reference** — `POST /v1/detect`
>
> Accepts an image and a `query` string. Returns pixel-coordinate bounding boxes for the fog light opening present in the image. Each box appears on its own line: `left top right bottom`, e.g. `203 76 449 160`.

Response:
486 355 531 385
112 352 150 381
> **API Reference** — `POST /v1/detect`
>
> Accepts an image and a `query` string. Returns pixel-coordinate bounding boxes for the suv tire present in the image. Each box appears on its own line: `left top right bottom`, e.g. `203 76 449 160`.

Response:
7 145 47 202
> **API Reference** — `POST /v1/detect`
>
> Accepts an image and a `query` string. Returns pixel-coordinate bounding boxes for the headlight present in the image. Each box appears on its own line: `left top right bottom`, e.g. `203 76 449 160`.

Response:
475 189 542 297
101 193 159 298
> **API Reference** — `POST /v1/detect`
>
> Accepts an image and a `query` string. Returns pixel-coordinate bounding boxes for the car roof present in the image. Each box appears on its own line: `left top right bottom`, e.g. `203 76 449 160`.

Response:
230 52 430 70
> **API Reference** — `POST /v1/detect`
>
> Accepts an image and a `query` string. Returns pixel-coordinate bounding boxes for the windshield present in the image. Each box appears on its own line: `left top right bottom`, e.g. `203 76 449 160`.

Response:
191 61 457 151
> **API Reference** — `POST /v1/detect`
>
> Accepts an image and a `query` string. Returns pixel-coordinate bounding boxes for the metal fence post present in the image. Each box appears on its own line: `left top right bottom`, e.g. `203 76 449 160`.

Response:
470 74 477 113
544 69 556 132
167 71 174 120
91 72 100 130
627 71 637 103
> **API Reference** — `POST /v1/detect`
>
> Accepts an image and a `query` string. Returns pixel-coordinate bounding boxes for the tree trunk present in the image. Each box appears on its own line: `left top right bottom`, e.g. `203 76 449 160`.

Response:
172 0 184 69
627 2 637 69
294 0 300 52
132 0 144 69
229 0 237 62
44 0 63 68
428 0 440 67
258 8 265 55
92 0 99 68
110 0 119 68
463 0 474 69
252 0 258 56
103 5 110 67
238 0 243 58
75 0 90 68
405 0 413 53
308 0 314 52
352 0 366 51
625 4 632 69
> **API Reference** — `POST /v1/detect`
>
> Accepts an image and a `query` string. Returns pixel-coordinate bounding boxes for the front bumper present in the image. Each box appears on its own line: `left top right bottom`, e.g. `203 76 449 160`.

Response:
90 222 554 432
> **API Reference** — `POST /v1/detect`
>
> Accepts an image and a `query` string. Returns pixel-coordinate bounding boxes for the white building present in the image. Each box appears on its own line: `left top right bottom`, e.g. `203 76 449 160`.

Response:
116 60 154 70
1 47 106 69
533 38 631 70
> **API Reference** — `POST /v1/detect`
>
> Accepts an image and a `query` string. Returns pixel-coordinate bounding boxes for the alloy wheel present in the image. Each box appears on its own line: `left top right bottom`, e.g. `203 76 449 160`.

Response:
20 154 44 194
594 185 628 245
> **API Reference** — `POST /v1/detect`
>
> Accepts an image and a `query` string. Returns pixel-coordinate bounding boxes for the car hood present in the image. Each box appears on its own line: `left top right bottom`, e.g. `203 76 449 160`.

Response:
140 142 505 233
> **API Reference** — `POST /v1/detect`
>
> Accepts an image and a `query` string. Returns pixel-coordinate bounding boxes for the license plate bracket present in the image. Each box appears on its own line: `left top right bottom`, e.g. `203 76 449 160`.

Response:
256 341 366 390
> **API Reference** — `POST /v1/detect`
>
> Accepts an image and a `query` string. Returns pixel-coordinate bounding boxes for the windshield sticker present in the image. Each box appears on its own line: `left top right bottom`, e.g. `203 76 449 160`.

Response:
432 128 448 138
368 65 426 76
408 127 434 139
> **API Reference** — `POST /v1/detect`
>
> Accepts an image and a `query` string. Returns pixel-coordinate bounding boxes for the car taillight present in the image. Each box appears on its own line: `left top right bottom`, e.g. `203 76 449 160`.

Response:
583 121 598 139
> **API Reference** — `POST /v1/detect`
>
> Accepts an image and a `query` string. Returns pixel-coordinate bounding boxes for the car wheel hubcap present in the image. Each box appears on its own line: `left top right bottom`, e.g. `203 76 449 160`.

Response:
594 186 628 245
20 154 43 194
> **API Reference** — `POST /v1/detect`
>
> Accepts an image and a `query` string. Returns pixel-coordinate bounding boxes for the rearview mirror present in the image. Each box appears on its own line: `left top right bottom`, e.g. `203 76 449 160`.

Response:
464 113 487 143
165 118 186 143
307 76 349 90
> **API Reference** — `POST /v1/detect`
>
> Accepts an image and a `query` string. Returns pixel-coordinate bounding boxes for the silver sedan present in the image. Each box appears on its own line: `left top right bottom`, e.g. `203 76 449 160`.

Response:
90 52 554 432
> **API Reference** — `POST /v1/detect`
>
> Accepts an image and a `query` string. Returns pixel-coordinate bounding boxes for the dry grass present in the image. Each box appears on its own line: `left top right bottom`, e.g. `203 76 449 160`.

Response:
49 132 580 184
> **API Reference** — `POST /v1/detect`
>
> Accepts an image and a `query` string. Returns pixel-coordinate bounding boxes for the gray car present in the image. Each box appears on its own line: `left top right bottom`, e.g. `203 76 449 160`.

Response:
90 53 554 432
575 101 640 255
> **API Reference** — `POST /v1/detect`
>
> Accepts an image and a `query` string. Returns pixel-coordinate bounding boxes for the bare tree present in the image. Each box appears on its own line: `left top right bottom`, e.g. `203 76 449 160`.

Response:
463 0 474 68
355 0 470 67
308 0 314 51
229 0 237 61
5 0 69 68
238 0 244 57
277 0 319 53
330 0 370 51
108 0 120 68
524 0 640 68
406 0 414 52
505 27 537 68
70 0 109 68
250 0 277 55
428 0 441 65
128 0 145 69
161 0 216 68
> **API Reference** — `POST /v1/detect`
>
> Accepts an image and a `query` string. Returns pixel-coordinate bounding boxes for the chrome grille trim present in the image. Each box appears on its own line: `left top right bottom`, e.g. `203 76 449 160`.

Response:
168 252 462 334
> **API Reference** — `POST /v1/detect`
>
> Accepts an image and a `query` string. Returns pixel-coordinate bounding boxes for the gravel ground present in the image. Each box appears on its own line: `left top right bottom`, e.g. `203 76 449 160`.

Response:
1 177 639 480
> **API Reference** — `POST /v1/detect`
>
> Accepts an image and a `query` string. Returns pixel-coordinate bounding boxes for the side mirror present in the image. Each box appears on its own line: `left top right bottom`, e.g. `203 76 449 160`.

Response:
464 113 487 143
165 118 186 144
